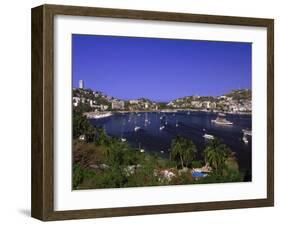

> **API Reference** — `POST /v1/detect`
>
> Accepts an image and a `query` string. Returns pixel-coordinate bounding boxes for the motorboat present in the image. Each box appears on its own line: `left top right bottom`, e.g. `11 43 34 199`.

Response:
242 135 249 144
134 126 141 132
242 129 252 136
121 138 127 142
203 134 214 139
211 113 233 125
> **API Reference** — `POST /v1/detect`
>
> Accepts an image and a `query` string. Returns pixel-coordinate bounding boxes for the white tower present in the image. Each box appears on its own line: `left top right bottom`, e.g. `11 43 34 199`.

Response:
79 80 84 89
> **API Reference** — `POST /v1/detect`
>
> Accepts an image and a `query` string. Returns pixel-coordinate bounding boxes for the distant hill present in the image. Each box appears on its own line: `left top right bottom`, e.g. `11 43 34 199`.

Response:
73 88 251 112
225 89 251 100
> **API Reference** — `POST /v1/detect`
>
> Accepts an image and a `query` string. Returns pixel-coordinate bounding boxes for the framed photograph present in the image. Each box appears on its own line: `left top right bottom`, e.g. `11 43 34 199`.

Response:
31 4 274 221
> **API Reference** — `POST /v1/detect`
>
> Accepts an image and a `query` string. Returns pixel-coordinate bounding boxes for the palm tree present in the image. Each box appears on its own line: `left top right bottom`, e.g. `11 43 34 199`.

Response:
171 136 184 168
171 136 197 169
203 138 231 173
182 139 197 167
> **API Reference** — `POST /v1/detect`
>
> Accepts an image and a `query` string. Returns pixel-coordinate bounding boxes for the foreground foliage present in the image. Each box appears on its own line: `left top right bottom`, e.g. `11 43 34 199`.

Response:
73 110 245 189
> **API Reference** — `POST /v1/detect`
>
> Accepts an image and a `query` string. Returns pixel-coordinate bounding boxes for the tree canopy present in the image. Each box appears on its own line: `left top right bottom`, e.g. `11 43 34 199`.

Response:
171 136 197 169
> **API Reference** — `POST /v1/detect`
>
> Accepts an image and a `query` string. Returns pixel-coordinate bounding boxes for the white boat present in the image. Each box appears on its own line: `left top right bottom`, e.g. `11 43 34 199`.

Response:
211 114 233 125
85 112 112 119
134 126 141 132
242 135 248 144
211 119 233 125
159 126 165 130
138 142 145 153
176 123 179 127
242 129 252 136
203 134 214 139
78 134 86 141
121 138 127 142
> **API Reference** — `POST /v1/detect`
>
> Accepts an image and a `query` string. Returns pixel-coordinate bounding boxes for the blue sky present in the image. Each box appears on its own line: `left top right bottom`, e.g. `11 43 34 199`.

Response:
72 34 252 102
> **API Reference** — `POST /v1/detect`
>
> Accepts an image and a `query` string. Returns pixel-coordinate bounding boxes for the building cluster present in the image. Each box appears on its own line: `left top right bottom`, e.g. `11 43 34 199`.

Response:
73 80 251 113
111 100 125 110
128 99 158 111
167 96 217 110
73 96 109 111
73 89 125 111
167 91 252 113
73 80 125 111
217 96 252 112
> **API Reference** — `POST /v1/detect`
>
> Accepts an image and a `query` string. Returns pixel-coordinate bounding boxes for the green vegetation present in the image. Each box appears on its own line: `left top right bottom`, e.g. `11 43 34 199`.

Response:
171 136 196 169
203 138 231 174
72 139 177 189
226 89 251 100
73 107 98 142
73 110 244 189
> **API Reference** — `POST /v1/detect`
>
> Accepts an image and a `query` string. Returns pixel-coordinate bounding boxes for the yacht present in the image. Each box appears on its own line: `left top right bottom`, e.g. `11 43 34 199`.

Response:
211 113 233 125
121 138 127 142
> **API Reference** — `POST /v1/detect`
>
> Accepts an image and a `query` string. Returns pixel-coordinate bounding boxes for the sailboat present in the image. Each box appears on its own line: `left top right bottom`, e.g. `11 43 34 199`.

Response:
139 142 145 153
120 119 126 142
144 112 149 127
159 125 165 130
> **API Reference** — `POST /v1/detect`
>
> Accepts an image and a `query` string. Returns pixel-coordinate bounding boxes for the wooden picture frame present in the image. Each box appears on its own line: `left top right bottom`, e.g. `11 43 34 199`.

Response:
31 4 274 221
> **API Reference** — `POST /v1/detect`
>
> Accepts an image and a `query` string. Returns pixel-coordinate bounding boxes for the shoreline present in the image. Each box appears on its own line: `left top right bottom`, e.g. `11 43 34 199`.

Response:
84 109 252 119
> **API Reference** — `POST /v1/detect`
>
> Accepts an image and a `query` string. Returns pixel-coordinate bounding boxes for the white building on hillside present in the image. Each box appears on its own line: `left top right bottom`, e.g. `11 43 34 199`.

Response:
112 100 125 110
79 80 84 89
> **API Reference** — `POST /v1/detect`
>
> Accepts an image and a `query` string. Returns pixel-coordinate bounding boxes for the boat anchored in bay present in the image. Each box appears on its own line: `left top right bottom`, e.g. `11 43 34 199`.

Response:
211 113 233 126
203 134 214 140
